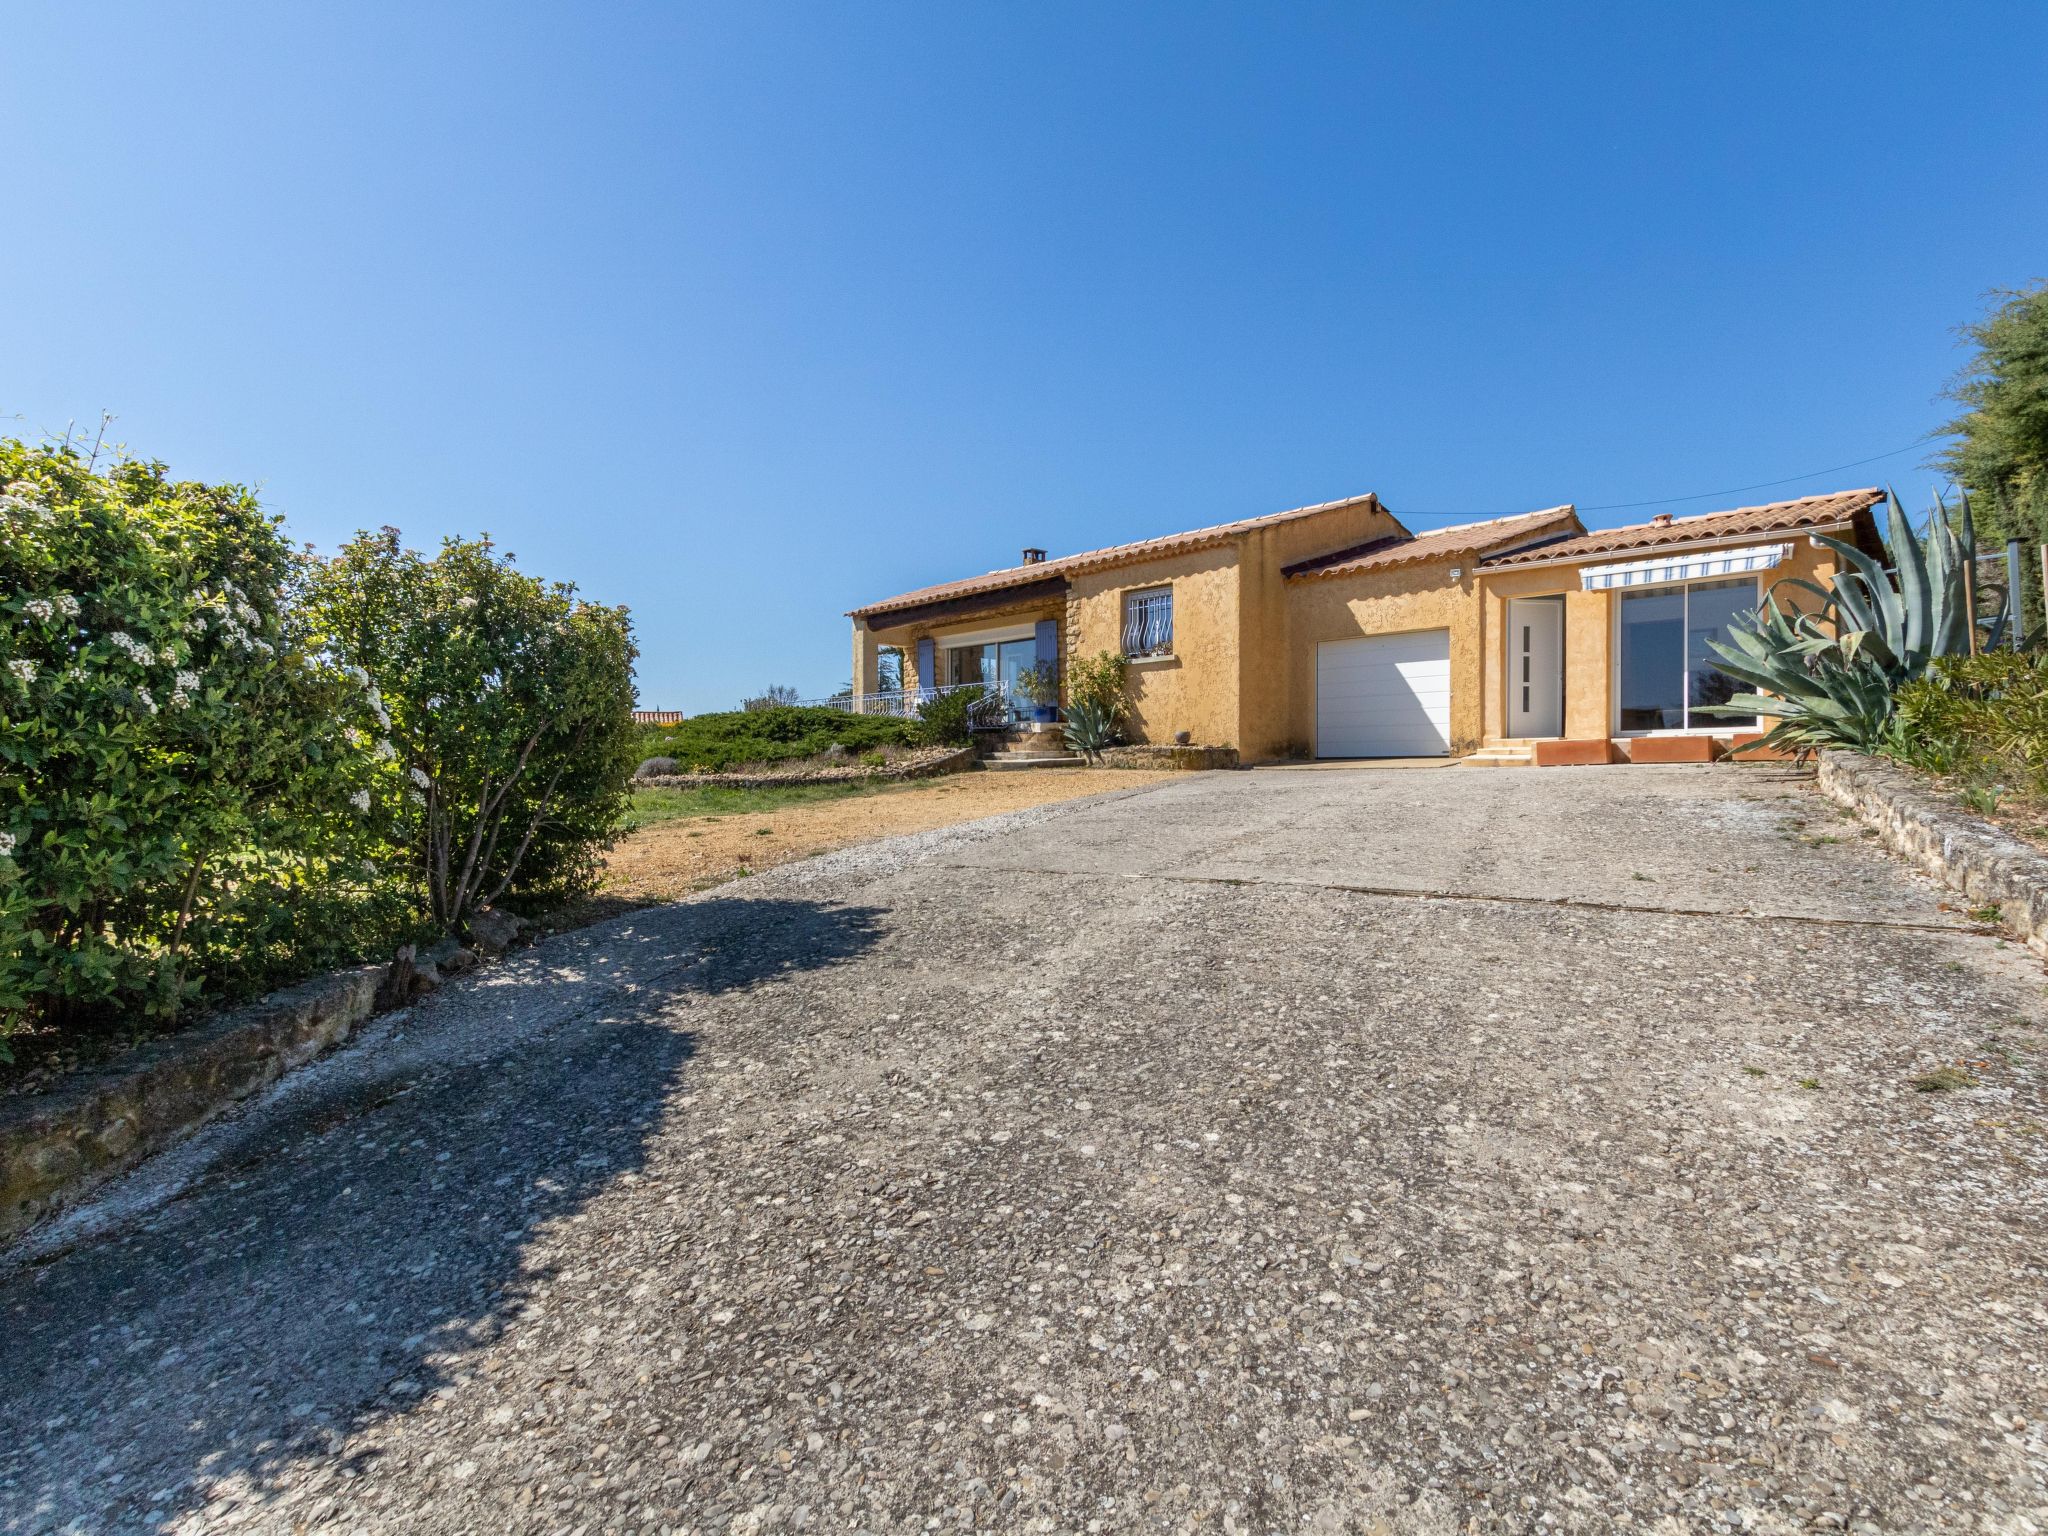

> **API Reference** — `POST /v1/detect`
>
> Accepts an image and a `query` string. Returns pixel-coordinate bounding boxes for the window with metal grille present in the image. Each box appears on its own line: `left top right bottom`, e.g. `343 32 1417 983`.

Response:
1121 586 1173 657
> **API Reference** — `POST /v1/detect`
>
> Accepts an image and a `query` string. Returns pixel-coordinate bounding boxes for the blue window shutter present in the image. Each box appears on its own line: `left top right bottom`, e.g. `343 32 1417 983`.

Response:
915 636 935 691
1034 619 1058 675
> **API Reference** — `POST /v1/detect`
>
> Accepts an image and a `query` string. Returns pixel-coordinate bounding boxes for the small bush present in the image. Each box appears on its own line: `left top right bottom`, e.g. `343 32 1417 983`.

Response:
859 749 887 768
1063 698 1118 763
643 706 917 771
913 687 977 747
309 530 639 931
1894 652 2048 805
1065 650 1130 723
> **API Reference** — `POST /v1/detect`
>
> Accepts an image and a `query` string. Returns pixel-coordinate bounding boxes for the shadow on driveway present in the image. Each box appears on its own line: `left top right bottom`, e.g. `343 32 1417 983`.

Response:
0 895 886 1534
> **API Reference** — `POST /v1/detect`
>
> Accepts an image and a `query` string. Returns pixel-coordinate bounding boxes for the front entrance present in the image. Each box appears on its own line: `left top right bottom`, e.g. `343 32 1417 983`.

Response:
1506 597 1564 738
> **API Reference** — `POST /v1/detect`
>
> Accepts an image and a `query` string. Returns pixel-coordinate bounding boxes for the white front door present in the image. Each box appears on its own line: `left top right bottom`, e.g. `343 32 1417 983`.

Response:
1506 597 1564 738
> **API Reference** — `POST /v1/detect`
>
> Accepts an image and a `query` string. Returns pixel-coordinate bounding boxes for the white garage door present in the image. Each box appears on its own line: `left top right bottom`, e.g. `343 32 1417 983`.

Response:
1316 631 1452 758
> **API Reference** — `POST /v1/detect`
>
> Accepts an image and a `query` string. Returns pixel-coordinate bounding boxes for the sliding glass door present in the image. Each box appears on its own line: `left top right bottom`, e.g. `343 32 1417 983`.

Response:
943 639 1039 720
1616 577 1758 732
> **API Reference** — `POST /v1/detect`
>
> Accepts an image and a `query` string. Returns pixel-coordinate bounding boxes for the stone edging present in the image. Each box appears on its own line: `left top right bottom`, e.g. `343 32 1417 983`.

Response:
1 965 387 1244
1816 750 2048 957
634 745 979 791
1098 744 1241 771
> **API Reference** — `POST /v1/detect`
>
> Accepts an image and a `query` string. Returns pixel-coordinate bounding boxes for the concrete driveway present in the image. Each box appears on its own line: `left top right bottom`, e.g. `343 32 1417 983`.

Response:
4 765 2045 1534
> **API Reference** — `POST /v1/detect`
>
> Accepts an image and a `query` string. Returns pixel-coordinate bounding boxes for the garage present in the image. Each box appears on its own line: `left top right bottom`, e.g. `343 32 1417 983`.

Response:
1315 630 1452 757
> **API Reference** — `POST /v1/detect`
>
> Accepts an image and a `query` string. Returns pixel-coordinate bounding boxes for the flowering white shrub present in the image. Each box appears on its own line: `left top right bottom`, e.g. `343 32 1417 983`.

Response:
310 529 637 934
0 441 407 1053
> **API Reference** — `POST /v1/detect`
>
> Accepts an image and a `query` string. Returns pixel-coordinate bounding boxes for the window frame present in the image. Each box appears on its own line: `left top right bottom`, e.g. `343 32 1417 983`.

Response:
1610 574 1762 735
1120 584 1175 659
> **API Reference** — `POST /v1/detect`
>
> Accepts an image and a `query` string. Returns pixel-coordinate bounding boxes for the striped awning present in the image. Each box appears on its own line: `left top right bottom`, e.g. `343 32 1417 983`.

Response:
1580 542 1792 591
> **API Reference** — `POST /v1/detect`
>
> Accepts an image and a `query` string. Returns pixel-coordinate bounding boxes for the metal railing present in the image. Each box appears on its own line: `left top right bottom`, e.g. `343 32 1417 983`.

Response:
803 680 1026 728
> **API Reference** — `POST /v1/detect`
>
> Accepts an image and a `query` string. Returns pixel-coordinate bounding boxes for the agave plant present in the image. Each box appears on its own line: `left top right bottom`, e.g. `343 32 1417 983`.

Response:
1698 489 1979 753
1062 697 1119 763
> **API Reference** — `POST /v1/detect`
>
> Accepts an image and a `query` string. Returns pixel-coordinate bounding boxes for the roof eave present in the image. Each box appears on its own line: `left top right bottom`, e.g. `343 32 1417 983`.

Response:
852 489 1387 619
1285 510 1582 584
1479 519 1862 573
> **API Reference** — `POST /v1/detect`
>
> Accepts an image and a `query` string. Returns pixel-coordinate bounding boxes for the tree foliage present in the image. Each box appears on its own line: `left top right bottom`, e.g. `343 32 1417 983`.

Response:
0 440 640 1063
1939 282 2048 632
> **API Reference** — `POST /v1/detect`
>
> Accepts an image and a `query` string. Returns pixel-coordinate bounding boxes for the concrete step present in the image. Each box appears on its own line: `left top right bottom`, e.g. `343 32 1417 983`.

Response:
984 754 1084 770
1463 747 1535 768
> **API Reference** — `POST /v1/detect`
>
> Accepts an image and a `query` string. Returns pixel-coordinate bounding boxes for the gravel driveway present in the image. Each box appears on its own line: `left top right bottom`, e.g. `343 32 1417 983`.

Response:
4 764 2045 1534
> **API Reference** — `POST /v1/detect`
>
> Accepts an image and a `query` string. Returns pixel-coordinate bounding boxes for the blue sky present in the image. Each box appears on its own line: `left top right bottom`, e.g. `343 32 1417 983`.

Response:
5 3 2044 711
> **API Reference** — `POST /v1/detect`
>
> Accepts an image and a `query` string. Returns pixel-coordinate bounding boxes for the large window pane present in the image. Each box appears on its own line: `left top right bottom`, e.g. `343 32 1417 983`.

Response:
1618 588 1685 730
945 644 996 687
1684 578 1757 728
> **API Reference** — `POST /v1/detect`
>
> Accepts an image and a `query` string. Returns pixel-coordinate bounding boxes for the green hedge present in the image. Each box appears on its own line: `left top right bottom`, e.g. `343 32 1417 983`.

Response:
635 707 918 771
0 438 637 1063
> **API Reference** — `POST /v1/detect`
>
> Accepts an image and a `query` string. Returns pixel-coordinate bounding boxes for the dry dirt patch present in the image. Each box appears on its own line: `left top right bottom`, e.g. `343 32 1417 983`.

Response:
602 767 1176 902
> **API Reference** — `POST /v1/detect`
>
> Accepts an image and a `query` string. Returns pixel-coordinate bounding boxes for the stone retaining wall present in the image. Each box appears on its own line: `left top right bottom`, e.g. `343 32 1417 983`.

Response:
1 965 387 1244
634 746 978 791
1817 750 2048 958
1098 744 1241 771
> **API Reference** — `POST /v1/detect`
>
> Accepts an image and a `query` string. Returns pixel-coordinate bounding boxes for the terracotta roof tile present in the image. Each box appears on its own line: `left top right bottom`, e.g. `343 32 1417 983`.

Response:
1282 507 1580 581
850 492 1384 620
1478 488 1885 568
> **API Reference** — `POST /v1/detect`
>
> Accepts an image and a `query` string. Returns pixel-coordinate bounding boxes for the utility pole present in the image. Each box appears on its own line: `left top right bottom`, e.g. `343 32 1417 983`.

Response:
1963 547 1980 655
2010 539 2027 649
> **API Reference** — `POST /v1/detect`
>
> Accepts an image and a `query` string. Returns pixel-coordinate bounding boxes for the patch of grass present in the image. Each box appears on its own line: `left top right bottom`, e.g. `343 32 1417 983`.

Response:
620 779 902 831
1798 1077 1822 1091
1968 903 2005 925
1630 871 1652 882
1911 1064 1977 1093
1960 784 2004 817
1742 1065 1766 1078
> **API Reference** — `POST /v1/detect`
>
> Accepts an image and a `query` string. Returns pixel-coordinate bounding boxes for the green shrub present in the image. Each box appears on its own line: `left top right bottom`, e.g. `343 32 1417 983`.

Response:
0 443 409 1051
1016 663 1060 709
1894 651 2048 802
1065 650 1131 723
1700 489 1979 753
913 688 977 747
308 530 639 932
1063 698 1118 763
643 706 917 771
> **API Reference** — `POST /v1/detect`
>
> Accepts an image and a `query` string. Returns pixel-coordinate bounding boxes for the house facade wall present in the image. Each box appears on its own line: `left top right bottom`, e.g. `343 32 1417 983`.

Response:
1065 545 1241 748
850 498 1393 750
1475 534 1845 741
1234 502 1406 760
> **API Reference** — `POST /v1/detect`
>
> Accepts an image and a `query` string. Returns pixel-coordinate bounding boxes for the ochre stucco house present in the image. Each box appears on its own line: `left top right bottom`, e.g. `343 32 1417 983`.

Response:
847 486 1885 765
